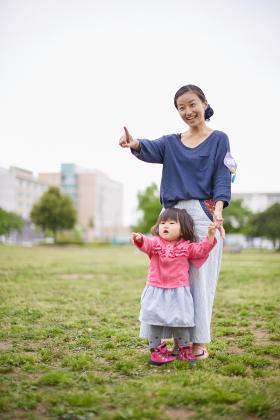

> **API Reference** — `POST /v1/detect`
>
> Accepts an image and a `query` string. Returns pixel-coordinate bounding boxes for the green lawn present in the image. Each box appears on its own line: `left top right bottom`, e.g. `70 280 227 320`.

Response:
0 245 279 419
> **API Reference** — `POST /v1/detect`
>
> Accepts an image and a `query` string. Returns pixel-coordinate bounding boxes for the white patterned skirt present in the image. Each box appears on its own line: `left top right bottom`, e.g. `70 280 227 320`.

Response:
139 285 195 327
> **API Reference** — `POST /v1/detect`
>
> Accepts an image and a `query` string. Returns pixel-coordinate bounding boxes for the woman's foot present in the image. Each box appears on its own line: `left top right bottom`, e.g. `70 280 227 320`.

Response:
192 344 209 360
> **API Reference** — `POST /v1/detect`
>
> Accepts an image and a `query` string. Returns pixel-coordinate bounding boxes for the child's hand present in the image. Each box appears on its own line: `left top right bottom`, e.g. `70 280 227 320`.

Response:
213 209 225 239
207 222 222 243
131 232 143 244
218 224 225 240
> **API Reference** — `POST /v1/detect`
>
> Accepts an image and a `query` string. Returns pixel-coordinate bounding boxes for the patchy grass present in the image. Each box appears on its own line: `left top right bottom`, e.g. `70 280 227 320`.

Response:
0 245 279 419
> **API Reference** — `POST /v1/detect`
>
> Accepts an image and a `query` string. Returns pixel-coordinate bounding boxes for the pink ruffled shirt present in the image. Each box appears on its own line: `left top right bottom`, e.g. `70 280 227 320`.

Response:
133 235 217 288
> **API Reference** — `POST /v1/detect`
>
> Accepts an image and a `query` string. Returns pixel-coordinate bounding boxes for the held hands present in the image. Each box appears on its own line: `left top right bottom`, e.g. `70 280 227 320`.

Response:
213 209 225 240
119 127 140 150
207 222 225 243
131 232 143 245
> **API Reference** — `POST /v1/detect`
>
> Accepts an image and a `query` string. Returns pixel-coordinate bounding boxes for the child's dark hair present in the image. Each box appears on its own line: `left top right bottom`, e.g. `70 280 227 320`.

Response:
151 208 197 242
174 84 214 121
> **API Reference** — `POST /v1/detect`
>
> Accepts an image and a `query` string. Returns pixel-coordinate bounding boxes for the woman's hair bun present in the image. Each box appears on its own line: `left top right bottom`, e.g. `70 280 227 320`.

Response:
205 105 214 121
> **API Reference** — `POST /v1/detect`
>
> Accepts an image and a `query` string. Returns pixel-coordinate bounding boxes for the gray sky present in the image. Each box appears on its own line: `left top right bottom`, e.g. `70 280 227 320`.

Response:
1 0 279 224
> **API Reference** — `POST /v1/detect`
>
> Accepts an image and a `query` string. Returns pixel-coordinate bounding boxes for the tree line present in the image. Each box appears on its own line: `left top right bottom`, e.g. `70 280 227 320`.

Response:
0 183 279 248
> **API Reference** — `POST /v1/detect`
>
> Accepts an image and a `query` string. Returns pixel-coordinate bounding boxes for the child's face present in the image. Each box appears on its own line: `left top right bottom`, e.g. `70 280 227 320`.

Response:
158 218 181 241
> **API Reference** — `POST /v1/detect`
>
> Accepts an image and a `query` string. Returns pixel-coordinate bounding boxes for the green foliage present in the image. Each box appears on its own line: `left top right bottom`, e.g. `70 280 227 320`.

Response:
132 182 162 233
30 186 77 241
56 230 83 245
248 203 280 247
0 207 23 235
223 199 252 233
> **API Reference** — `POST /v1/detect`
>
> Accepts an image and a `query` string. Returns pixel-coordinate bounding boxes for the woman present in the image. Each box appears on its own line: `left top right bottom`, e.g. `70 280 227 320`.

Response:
119 84 233 359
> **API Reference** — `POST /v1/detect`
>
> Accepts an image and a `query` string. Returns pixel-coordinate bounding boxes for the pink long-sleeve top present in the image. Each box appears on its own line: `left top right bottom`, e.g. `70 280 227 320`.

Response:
133 235 217 288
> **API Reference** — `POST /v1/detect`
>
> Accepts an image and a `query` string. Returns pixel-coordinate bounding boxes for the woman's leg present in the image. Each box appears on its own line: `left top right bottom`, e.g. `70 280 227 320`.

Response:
175 200 223 352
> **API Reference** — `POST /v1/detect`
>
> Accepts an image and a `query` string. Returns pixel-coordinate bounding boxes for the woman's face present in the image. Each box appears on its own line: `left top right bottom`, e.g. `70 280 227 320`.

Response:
176 91 207 128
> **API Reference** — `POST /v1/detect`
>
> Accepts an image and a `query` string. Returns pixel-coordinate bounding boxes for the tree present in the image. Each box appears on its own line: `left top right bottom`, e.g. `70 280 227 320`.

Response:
132 183 162 233
223 199 253 234
248 203 280 249
0 208 23 236
31 187 77 242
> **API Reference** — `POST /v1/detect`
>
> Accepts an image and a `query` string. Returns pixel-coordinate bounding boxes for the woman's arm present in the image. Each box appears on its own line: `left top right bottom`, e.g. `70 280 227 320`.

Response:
119 127 165 163
212 134 231 207
119 127 140 151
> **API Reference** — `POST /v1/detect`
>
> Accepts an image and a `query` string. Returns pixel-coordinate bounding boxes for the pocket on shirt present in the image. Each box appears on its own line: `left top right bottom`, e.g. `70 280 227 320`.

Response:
197 154 209 171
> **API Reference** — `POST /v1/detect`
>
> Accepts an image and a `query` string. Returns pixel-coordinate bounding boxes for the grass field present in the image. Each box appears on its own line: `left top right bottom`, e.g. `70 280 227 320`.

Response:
0 244 280 419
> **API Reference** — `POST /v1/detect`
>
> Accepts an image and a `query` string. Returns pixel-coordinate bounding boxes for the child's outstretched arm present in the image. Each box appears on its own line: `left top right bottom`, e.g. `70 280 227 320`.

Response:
131 232 143 245
131 232 155 256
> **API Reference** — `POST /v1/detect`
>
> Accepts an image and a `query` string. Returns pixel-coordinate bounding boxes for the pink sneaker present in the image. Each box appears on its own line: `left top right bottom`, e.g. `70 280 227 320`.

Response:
178 345 196 364
150 342 176 365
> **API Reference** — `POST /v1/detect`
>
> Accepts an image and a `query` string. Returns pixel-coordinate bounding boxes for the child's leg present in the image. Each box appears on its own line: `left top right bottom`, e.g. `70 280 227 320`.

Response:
147 325 163 349
148 325 176 365
172 327 190 347
173 328 196 363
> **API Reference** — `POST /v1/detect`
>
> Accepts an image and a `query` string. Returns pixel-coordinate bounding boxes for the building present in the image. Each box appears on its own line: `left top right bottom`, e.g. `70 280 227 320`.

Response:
39 163 124 240
0 166 51 243
0 164 124 242
0 166 49 219
232 192 280 213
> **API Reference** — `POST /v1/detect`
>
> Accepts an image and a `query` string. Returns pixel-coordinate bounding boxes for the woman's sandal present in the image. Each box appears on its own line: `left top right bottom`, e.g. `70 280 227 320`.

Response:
193 345 209 360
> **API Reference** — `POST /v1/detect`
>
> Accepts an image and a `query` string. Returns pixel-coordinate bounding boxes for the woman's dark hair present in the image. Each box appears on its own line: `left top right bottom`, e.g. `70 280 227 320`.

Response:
174 84 214 121
151 208 197 242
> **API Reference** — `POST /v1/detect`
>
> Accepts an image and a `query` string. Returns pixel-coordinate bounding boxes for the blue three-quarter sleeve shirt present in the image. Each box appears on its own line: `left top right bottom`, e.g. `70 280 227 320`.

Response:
131 130 231 208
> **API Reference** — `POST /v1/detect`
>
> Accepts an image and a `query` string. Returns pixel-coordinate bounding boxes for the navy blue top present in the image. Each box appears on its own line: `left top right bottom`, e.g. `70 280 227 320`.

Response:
131 130 231 208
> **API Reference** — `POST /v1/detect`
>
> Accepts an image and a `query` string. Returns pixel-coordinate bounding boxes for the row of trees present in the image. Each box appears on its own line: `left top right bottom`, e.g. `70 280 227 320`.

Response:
133 183 280 249
0 208 24 236
30 187 77 241
0 187 76 243
1 183 279 247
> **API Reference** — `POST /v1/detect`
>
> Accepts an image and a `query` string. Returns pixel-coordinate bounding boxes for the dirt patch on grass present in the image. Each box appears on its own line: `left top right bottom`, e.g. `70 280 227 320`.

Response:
35 402 48 418
165 406 195 419
249 320 272 345
228 343 245 354
3 407 48 420
59 273 95 280
0 340 13 350
0 270 14 276
253 328 271 345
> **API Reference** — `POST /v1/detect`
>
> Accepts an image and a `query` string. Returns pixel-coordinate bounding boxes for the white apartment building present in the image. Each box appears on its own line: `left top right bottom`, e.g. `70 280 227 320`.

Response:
0 166 49 219
0 164 124 242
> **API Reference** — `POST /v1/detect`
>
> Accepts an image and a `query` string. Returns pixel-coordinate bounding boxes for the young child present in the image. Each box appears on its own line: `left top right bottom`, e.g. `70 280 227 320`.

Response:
131 207 218 365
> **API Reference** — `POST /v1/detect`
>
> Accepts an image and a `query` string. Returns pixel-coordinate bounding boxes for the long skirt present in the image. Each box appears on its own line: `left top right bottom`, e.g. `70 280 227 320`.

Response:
139 199 223 343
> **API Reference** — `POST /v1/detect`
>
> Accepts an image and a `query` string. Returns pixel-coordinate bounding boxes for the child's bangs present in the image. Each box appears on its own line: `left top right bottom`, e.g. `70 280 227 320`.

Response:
159 208 179 222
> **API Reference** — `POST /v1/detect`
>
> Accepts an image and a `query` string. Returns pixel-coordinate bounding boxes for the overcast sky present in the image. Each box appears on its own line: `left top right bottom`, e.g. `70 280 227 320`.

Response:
1 0 279 225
